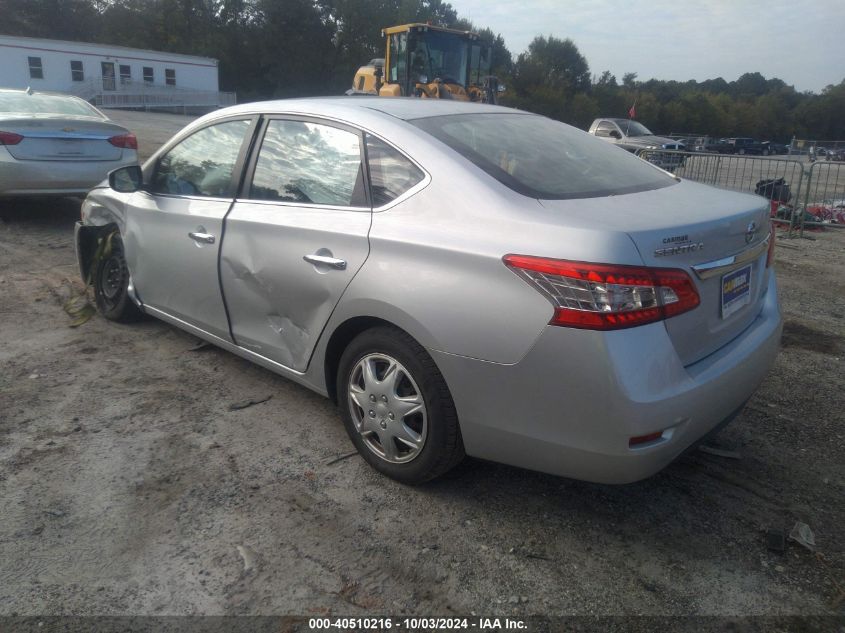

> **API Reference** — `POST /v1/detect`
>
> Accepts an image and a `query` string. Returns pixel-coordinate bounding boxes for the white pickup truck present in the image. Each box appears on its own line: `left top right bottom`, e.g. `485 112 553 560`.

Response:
587 118 685 170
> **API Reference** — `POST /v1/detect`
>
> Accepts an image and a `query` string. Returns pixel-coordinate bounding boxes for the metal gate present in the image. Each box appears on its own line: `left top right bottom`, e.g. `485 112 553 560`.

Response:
801 161 845 231
635 149 845 237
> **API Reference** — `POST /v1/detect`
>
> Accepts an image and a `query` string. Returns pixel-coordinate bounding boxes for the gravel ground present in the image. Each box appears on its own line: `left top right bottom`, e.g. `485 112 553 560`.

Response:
0 112 843 620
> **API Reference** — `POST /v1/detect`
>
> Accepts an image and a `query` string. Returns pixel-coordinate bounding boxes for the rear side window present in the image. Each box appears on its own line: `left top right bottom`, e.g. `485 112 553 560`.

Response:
366 135 424 207
150 119 250 197
412 113 675 200
249 120 365 207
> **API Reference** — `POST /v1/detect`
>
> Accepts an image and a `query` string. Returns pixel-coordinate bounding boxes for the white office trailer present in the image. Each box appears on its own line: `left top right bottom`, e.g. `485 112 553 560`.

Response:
0 35 235 110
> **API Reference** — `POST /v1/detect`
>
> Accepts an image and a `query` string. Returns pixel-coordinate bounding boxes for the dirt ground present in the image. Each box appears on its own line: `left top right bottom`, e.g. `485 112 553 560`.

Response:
0 111 844 620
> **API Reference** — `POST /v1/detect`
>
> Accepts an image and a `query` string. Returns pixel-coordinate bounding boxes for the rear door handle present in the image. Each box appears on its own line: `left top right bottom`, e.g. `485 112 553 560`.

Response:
303 254 347 270
188 232 215 244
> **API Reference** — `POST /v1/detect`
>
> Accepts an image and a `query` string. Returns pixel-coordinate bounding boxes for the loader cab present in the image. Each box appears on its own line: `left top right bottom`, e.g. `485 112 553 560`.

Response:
350 24 496 103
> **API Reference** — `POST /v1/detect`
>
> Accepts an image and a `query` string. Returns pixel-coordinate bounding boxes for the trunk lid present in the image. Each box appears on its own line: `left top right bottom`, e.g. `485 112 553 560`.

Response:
538 179 772 366
0 115 127 161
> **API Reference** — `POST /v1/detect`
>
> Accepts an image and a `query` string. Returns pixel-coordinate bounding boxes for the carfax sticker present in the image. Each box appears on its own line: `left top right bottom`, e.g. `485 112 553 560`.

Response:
721 264 752 319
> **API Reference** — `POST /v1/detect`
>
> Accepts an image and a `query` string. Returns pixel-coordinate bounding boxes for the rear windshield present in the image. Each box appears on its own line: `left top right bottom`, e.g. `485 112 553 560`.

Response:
411 113 675 200
0 92 103 118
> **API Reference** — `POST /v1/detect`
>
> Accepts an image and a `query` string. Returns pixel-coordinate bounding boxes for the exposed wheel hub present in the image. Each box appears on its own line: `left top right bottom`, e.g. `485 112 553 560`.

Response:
100 254 125 303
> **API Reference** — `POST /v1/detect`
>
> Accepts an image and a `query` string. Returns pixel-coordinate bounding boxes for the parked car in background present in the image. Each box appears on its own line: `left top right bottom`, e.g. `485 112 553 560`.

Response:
587 118 686 170
76 98 782 485
0 88 137 197
705 137 771 155
826 148 845 161
765 142 790 155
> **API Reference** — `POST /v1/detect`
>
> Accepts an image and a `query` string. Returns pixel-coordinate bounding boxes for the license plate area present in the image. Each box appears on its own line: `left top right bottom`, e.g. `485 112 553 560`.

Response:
721 264 752 319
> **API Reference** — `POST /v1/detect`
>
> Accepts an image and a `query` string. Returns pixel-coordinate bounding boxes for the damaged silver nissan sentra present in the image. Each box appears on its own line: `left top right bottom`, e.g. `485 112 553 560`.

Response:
76 98 782 485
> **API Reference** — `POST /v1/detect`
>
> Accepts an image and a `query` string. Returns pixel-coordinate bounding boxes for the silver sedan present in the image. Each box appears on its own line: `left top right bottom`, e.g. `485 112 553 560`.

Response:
75 98 782 484
0 88 138 197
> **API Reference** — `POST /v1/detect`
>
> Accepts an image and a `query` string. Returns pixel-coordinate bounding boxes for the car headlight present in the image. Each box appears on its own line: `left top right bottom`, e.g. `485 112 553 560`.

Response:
81 198 94 222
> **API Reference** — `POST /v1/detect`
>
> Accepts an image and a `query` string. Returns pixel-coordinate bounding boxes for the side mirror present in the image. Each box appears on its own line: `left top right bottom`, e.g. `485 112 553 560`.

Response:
609 130 622 139
109 165 143 193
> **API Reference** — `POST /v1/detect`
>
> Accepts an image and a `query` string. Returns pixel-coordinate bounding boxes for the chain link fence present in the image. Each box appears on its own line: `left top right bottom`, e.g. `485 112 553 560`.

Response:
791 138 845 159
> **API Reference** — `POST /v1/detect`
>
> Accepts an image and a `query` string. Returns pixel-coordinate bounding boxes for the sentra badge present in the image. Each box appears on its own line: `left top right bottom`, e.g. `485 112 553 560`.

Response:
654 235 704 257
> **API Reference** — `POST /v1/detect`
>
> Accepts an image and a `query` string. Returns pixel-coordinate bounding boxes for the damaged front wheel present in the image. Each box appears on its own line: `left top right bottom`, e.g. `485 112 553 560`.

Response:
93 232 143 322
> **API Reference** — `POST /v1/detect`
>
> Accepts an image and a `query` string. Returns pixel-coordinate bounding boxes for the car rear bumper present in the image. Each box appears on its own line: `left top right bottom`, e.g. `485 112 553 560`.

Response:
432 272 782 484
0 148 136 197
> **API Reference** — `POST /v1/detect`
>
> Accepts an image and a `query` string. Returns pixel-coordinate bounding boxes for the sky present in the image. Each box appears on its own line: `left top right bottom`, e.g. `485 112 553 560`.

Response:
450 0 845 93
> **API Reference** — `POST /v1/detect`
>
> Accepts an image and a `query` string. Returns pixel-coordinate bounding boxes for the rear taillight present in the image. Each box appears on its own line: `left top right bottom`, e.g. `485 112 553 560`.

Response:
503 255 701 330
108 133 137 149
766 222 776 267
0 131 23 145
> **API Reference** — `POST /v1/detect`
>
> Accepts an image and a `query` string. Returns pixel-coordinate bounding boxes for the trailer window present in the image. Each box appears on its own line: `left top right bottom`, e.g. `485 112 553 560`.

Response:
120 65 131 83
28 57 43 79
143 67 154 83
70 60 84 82
165 69 176 86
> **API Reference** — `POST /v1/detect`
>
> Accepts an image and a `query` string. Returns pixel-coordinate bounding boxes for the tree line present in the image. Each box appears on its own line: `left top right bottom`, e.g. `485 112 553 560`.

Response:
3 0 843 142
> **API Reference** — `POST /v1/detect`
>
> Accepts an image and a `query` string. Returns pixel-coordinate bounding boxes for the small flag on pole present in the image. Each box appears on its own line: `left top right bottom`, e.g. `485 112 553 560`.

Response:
628 101 637 119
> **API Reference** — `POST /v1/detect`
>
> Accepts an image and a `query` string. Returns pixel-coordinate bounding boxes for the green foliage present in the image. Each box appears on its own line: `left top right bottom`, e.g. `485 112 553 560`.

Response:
1 0 841 140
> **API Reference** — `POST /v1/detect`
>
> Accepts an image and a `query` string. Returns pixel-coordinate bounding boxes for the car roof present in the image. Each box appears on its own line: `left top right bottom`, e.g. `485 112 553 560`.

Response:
0 88 108 118
0 87 87 99
220 96 516 122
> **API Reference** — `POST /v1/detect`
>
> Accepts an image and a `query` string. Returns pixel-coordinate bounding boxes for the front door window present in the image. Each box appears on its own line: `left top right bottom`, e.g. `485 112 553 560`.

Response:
150 119 251 198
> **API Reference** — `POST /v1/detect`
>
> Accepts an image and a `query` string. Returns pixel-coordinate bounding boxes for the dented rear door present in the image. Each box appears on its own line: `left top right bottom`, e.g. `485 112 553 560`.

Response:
219 117 371 371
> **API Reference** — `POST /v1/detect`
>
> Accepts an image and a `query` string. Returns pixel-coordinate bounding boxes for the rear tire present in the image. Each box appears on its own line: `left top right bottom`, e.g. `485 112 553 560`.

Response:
93 233 143 323
337 326 464 484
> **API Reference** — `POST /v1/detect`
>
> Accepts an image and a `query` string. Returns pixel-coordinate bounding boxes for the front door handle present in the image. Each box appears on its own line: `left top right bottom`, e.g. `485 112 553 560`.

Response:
303 254 347 270
188 231 215 244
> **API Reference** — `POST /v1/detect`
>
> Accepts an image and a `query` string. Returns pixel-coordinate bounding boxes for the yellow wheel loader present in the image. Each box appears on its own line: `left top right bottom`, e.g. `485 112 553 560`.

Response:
348 23 499 103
